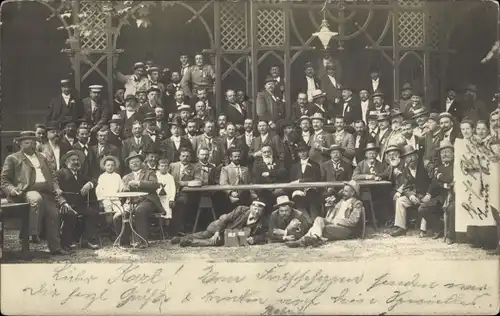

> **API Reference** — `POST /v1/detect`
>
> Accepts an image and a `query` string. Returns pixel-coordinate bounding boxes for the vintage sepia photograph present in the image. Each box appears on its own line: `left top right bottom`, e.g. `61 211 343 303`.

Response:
0 0 499 315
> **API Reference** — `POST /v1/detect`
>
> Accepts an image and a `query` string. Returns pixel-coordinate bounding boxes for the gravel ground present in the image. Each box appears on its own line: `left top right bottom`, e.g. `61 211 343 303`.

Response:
2 228 498 263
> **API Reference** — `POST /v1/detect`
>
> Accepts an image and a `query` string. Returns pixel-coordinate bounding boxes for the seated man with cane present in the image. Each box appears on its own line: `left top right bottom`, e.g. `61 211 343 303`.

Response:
286 180 364 248
115 151 162 248
57 150 100 250
171 198 268 247
1 131 74 255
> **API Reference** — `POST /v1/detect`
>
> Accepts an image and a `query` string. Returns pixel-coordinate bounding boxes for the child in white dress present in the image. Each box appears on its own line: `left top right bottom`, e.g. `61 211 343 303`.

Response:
156 158 176 224
96 156 124 224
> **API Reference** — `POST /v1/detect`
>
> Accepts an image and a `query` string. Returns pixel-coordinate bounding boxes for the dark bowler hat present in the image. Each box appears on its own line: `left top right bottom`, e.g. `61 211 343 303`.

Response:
109 114 122 124
280 119 295 129
385 145 401 154
464 84 478 92
61 149 86 167
401 82 413 91
45 121 60 131
304 61 314 69
143 112 156 122
17 131 38 142
124 94 137 102
135 89 147 95
400 145 418 158
147 86 161 94
264 77 277 85
364 143 380 153
147 66 160 73
372 90 385 98
411 107 429 119
390 109 403 118
295 141 310 152
438 140 454 151
376 112 390 121
439 112 454 121
60 79 70 86
427 113 440 122
61 118 77 127
134 62 145 70
341 84 356 92
327 144 344 153
125 151 144 164
367 110 379 120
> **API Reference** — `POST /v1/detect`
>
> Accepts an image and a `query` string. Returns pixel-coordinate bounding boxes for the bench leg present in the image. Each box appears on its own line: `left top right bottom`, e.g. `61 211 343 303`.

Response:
21 209 30 259
193 208 202 234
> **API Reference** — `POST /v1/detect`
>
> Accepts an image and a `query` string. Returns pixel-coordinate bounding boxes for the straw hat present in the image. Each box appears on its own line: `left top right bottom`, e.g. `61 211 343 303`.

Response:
400 145 418 158
274 195 295 209
61 149 86 167
100 155 120 171
343 180 360 197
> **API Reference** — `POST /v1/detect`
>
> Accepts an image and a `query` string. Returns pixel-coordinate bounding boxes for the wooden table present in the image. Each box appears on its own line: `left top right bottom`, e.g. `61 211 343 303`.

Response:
182 180 392 229
1 201 30 259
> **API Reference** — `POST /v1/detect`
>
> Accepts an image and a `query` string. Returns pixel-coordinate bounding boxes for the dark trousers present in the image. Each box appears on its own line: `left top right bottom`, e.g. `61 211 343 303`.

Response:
60 203 99 246
183 230 224 247
418 196 444 234
170 192 200 235
113 199 157 245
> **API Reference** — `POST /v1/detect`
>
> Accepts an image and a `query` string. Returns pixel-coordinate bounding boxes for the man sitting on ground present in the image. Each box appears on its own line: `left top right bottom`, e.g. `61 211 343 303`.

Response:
172 199 268 247
286 180 364 248
268 195 310 243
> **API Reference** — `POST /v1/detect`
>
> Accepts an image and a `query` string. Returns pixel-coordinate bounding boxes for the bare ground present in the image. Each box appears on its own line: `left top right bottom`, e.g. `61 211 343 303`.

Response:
2 228 498 264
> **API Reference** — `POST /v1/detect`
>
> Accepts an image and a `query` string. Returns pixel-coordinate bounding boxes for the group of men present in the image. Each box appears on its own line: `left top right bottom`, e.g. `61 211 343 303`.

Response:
2 52 500 254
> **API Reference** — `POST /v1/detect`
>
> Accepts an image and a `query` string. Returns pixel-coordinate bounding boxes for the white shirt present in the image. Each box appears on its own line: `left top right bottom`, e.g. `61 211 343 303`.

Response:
328 75 338 88
226 137 235 149
134 137 142 146
62 93 71 105
48 142 61 170
126 110 135 119
263 158 274 167
329 198 353 223
443 130 452 141
260 133 269 143
445 98 453 112
156 171 176 202
408 167 417 178
96 172 124 201
171 136 181 149
371 78 379 92
314 129 324 136
302 132 311 144
231 103 243 114
300 159 309 173
146 130 156 142
343 98 351 115
65 136 75 146
245 132 253 147
133 170 142 181
406 135 417 149
23 153 46 183
314 103 325 112
306 77 316 102
79 142 89 156
355 135 361 148
360 100 370 124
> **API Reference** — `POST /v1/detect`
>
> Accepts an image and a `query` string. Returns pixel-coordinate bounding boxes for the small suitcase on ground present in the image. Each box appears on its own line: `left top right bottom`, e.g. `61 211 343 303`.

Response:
224 228 250 247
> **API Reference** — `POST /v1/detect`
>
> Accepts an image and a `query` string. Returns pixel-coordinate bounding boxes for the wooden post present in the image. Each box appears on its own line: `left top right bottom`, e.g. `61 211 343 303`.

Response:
214 0 222 116
72 0 81 94
284 3 292 119
423 1 430 104
392 3 400 104
250 1 258 120
105 3 113 110
439 3 448 108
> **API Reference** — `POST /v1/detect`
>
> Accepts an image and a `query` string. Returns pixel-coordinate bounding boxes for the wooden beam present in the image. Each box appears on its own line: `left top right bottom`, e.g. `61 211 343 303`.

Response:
214 0 222 116
284 3 292 118
392 8 399 104
250 1 259 120
72 0 81 94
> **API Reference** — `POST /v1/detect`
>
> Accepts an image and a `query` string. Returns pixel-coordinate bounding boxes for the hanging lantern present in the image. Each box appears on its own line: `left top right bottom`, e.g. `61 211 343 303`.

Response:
313 18 338 50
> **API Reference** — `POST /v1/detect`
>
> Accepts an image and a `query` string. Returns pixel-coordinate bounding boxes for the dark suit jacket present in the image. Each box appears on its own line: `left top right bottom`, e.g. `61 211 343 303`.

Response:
296 76 321 99
82 97 111 129
1 151 63 205
340 98 362 125
161 137 192 163
122 168 162 211
400 162 432 198
352 159 390 180
193 162 217 186
38 141 72 171
292 103 311 120
107 131 123 148
121 136 154 161
249 133 285 163
226 103 247 126
320 74 341 104
119 110 144 139
255 90 285 123
432 98 462 121
46 93 82 124
353 132 375 165
290 159 322 182
73 142 97 178
307 102 336 122
429 162 453 198
91 143 120 175
168 162 200 190
56 167 97 207
206 205 267 244
320 160 353 182
219 136 249 166
268 209 309 242
252 159 287 184
366 77 389 96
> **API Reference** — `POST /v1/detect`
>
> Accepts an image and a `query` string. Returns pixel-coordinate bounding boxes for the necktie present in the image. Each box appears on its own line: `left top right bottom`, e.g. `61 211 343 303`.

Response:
237 167 242 183
74 172 78 181
82 145 88 156
99 146 103 155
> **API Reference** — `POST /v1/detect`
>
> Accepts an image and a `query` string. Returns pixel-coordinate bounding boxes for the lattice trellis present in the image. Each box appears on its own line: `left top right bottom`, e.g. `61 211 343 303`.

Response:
79 1 107 50
427 13 440 50
398 0 422 9
221 1 247 51
257 9 285 47
398 11 424 48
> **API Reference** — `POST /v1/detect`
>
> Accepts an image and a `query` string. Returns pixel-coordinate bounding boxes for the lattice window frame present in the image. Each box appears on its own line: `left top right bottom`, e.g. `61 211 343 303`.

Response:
398 10 424 48
257 8 285 47
79 1 108 51
398 0 423 9
427 13 440 50
221 1 247 51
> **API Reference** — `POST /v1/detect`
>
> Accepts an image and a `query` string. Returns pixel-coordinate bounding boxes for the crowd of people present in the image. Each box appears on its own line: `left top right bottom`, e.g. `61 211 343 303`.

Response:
1 52 500 255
